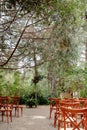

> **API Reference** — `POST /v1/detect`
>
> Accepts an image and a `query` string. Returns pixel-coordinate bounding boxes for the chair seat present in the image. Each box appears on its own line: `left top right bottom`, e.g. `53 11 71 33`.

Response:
1 107 5 111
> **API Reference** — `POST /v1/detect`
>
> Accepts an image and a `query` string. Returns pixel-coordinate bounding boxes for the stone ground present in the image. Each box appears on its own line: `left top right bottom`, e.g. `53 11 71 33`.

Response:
0 105 56 130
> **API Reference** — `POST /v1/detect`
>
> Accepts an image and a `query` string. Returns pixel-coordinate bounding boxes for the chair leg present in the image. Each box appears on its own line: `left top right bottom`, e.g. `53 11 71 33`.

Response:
10 111 12 122
49 108 52 119
58 120 60 130
17 107 19 117
15 107 16 116
2 111 4 122
6 111 9 123
17 106 23 117
54 112 57 127
20 107 23 116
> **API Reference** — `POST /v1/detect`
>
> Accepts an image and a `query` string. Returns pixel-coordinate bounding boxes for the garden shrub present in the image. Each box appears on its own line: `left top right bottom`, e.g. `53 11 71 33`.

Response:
26 98 37 108
38 95 49 105
20 95 27 104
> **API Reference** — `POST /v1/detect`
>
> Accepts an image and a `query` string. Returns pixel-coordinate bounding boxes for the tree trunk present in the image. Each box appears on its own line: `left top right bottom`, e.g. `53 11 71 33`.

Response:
33 48 38 107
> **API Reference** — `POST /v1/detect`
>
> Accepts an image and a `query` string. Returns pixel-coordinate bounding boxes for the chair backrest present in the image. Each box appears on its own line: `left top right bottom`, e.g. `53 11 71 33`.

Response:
59 101 80 108
78 98 87 107
49 98 60 108
10 96 20 105
64 98 77 101
1 96 9 103
79 97 87 100
60 106 87 130
83 100 87 107
0 96 10 109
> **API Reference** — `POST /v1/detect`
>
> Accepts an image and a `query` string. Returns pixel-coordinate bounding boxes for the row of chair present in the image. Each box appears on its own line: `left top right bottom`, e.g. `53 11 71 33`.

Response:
59 106 87 130
49 97 87 130
0 96 23 123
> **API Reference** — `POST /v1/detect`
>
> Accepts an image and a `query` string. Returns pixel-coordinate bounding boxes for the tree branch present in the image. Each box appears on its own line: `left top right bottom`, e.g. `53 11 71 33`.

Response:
0 17 31 66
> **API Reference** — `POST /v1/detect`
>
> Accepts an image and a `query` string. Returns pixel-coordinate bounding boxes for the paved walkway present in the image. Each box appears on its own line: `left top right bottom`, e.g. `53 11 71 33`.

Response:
0 105 56 130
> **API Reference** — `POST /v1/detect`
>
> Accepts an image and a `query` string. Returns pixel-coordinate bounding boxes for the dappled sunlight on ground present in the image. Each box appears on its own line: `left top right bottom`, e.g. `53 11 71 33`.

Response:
32 115 46 119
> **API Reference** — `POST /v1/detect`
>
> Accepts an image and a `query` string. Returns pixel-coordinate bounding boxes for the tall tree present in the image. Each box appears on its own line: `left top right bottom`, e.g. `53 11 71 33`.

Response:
0 0 87 97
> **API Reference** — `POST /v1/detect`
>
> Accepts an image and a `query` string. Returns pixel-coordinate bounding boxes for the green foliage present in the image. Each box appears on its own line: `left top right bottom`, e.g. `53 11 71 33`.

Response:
38 95 49 105
12 71 21 95
80 67 87 98
0 70 22 96
20 95 26 105
6 0 52 14
26 98 37 108
0 70 14 96
0 70 5 95
57 67 84 93
4 0 87 28
20 85 49 106
80 85 87 98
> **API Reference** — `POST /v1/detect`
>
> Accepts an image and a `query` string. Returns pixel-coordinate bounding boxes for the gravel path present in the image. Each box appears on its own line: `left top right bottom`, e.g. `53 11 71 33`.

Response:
0 105 56 130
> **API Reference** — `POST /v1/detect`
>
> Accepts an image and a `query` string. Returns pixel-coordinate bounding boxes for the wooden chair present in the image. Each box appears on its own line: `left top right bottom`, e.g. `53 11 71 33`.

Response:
54 101 80 127
49 98 60 119
0 96 12 123
0 97 5 122
10 96 23 117
58 106 87 130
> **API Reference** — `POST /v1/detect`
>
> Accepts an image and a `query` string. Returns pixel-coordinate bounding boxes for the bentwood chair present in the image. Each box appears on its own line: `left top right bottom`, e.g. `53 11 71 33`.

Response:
49 98 60 119
54 100 80 127
58 106 87 130
0 96 12 123
10 96 23 117
0 97 5 122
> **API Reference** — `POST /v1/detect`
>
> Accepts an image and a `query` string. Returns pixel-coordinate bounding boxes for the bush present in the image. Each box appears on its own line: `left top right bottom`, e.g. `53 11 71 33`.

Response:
20 88 49 106
20 95 27 104
38 95 49 105
26 98 37 108
80 85 87 98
